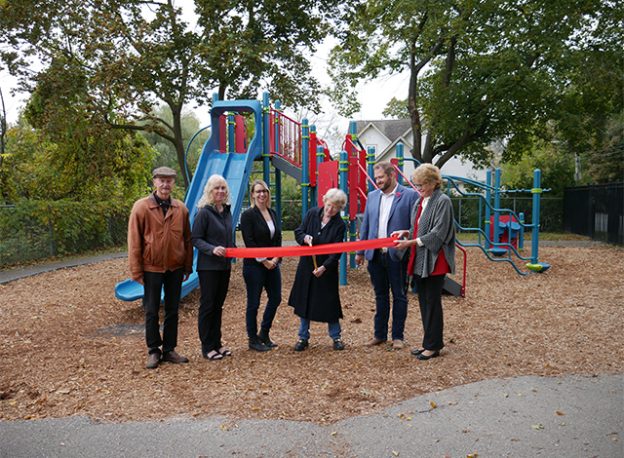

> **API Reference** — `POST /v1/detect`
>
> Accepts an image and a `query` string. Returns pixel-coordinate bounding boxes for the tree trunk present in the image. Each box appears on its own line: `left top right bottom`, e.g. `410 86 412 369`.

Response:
171 105 190 188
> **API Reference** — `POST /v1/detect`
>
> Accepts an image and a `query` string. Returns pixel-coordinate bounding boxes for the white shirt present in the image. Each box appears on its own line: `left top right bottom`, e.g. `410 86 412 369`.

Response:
377 183 398 239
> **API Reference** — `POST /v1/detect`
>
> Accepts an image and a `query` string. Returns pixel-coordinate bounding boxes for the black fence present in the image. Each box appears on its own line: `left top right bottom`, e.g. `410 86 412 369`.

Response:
563 182 623 245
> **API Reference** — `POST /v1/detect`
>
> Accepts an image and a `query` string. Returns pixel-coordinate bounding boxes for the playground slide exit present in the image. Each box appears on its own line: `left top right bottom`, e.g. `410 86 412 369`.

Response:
114 99 264 302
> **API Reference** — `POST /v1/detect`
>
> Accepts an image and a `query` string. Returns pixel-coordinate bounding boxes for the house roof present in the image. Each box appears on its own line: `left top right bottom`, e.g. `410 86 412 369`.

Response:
356 119 412 144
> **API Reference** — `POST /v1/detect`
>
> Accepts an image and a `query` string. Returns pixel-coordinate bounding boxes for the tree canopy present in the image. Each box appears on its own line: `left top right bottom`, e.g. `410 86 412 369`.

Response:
1 0 341 186
329 0 624 171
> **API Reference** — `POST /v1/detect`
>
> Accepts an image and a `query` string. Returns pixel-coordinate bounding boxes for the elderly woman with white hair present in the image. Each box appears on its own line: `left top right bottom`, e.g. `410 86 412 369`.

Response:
394 164 455 361
288 188 348 352
192 174 236 361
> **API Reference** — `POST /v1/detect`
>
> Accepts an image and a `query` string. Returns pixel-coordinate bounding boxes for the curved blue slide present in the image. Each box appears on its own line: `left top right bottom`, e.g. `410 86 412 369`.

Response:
115 99 263 302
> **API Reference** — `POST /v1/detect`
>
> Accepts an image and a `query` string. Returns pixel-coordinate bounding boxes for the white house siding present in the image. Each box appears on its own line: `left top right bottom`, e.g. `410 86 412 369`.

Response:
357 121 487 183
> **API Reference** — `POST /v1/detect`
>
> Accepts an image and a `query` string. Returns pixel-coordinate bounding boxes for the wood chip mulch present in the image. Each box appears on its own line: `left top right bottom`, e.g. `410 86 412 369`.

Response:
1 245 622 424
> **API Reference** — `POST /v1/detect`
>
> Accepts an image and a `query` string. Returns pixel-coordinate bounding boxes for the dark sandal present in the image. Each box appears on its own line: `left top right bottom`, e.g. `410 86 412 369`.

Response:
218 347 232 357
204 350 223 360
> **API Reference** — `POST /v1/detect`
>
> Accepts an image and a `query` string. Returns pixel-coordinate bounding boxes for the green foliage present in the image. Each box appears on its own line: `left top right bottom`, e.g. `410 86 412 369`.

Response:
502 138 575 197
582 111 624 184
1 0 342 186
0 114 154 204
382 97 409 119
330 0 624 171
0 199 130 267
140 105 210 186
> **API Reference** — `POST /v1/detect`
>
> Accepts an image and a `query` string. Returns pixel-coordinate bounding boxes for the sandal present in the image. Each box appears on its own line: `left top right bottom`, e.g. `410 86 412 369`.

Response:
218 347 232 357
204 350 223 360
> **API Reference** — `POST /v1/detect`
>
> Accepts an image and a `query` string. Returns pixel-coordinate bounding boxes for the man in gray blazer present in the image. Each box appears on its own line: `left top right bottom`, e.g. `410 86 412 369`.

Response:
356 162 418 349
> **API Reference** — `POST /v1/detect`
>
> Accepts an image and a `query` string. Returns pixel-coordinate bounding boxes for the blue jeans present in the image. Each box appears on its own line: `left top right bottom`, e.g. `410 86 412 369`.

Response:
298 318 341 340
243 263 282 339
367 251 408 340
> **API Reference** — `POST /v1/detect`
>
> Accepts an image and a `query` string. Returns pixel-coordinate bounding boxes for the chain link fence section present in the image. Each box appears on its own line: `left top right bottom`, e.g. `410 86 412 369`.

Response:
0 201 129 268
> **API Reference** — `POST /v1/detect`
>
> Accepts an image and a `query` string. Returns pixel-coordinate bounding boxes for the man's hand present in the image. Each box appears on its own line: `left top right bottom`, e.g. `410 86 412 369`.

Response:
213 246 226 257
355 254 365 266
303 235 313 246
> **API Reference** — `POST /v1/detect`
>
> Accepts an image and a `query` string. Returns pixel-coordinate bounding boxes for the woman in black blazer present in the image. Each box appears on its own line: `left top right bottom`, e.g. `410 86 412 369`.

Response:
288 188 347 352
192 174 235 361
240 179 282 352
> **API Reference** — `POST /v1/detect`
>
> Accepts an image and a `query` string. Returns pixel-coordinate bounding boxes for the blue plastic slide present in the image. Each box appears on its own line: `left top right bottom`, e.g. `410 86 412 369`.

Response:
114 99 263 302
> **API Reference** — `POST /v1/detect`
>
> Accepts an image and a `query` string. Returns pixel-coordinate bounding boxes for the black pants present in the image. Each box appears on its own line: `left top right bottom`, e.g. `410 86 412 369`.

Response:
414 274 445 351
198 269 231 354
243 263 282 339
143 269 184 354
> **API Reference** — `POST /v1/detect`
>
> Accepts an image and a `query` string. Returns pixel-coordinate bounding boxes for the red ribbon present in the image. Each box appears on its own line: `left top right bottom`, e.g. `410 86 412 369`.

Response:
225 236 398 258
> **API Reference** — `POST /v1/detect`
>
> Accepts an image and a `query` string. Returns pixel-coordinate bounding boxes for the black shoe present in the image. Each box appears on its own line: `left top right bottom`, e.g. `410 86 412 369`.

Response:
333 339 345 351
411 348 425 356
248 339 271 352
258 329 277 348
294 339 309 352
415 350 440 360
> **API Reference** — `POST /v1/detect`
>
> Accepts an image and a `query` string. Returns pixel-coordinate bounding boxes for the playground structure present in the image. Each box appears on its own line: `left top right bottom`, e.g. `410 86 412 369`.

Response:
115 93 550 302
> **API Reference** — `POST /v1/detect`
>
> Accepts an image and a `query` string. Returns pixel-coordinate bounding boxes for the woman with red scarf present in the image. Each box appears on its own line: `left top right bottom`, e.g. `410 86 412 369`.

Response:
394 164 455 361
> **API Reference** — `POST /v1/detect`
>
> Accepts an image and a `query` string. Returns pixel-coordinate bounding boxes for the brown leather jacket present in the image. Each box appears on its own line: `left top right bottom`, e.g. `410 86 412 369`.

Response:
127 194 193 281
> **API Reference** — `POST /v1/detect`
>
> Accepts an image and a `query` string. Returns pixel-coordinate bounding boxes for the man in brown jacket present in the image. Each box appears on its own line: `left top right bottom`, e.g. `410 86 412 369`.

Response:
128 166 193 369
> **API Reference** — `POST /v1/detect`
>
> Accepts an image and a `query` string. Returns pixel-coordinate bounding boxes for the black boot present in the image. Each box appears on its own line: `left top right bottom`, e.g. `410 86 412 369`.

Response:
258 329 277 348
248 337 270 352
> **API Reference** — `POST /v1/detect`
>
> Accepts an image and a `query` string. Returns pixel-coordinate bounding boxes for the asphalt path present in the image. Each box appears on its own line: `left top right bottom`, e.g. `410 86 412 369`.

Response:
1 374 621 457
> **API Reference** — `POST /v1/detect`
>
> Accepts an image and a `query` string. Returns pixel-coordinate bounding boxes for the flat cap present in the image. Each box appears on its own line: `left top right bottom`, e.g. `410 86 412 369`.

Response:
152 166 177 178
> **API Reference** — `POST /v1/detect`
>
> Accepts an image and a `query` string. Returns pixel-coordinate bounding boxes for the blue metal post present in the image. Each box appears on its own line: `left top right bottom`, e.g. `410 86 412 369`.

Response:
518 212 525 250
227 114 235 153
531 169 542 264
367 147 375 192
301 118 310 219
493 168 501 246
484 170 492 249
274 101 282 221
396 143 404 185
339 150 349 285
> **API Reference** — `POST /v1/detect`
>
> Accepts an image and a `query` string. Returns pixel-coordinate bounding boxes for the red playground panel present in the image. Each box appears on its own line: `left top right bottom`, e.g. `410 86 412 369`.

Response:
490 215 521 248
317 161 339 207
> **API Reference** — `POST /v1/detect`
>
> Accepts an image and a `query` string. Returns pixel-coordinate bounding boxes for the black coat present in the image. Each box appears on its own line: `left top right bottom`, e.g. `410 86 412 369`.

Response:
191 205 235 271
288 206 346 322
239 206 282 266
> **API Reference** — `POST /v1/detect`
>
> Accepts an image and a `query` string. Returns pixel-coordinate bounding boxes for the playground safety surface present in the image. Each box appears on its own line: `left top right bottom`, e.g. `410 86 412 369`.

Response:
0 245 622 424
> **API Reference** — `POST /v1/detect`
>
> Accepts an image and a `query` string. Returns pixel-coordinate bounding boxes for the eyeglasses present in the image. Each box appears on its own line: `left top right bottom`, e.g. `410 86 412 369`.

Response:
254 189 269 194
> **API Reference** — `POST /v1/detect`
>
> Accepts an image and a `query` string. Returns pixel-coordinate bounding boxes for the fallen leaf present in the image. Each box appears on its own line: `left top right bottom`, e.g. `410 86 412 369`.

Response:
555 410 565 416
429 400 437 409
531 423 544 430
